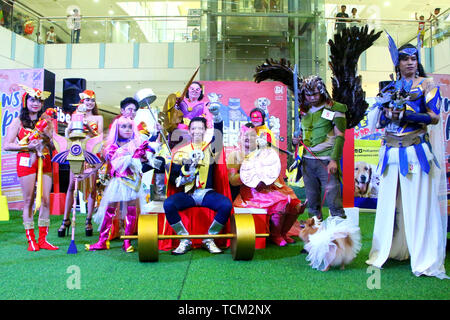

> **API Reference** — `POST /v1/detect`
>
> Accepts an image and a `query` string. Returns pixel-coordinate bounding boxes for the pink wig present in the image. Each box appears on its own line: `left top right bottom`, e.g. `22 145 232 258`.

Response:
106 116 142 153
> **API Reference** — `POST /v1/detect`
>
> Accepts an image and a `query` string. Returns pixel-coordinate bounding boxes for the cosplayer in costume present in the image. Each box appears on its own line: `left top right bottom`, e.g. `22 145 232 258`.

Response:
227 123 307 246
293 76 347 219
133 91 167 202
86 116 158 252
58 90 103 237
366 33 448 279
176 81 213 130
160 80 213 149
254 26 382 220
249 108 277 146
163 105 233 255
2 86 58 251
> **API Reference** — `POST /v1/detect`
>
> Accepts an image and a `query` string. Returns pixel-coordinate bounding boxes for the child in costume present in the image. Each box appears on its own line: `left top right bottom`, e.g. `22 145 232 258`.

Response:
86 116 157 252
2 86 58 251
227 123 307 247
58 89 103 237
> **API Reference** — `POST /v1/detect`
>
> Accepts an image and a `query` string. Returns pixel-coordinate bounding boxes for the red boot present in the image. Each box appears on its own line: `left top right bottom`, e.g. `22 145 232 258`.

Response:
269 212 287 247
85 207 115 251
25 228 40 252
38 226 59 250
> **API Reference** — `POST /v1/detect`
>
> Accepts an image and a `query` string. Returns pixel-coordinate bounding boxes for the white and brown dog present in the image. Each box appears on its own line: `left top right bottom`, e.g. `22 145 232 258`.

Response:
299 216 361 271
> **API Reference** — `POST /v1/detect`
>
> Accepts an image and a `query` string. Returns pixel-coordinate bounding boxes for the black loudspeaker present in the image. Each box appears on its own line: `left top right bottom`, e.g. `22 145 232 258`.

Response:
62 78 86 113
43 69 56 109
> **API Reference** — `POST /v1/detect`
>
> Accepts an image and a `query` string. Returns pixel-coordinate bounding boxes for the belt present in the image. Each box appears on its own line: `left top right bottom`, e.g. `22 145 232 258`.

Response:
383 131 429 148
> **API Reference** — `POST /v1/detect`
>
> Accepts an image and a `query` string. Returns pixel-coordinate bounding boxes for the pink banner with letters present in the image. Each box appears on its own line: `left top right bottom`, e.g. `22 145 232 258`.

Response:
0 69 46 209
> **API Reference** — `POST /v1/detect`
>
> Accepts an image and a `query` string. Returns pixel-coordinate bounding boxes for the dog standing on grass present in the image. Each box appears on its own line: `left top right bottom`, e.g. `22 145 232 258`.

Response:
299 216 362 271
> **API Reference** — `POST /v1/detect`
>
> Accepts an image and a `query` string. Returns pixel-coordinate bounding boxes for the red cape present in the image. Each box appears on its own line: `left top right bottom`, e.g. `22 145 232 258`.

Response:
158 145 234 251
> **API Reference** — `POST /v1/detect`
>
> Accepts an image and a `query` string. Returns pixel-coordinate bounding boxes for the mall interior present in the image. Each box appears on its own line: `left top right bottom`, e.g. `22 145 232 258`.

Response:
0 1 449 301
0 0 448 127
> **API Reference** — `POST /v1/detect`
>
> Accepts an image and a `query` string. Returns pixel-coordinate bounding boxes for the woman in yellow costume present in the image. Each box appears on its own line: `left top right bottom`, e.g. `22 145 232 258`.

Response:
58 90 103 237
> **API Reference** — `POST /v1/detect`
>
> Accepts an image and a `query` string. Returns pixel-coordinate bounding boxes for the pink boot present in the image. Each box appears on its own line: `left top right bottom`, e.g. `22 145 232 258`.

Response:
85 207 115 251
123 206 137 252
269 212 287 247
282 200 308 244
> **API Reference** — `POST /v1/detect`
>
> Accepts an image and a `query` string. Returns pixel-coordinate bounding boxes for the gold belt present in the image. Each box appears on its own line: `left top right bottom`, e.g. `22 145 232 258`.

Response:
383 131 428 148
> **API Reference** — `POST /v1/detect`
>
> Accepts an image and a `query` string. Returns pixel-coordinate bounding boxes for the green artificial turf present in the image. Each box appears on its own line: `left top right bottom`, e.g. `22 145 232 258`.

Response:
0 208 449 300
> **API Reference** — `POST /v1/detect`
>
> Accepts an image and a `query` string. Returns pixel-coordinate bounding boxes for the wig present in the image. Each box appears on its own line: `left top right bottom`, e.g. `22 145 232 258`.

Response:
105 116 142 155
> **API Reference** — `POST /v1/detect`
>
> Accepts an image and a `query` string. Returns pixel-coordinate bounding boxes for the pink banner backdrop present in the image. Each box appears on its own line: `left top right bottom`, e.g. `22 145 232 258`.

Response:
1 69 46 209
202 81 288 176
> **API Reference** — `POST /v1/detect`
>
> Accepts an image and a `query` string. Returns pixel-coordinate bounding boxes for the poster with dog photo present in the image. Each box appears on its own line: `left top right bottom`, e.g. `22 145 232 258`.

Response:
353 139 381 209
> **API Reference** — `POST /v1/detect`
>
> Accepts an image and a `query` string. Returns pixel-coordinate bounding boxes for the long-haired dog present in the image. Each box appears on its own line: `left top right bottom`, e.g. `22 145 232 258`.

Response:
299 216 361 271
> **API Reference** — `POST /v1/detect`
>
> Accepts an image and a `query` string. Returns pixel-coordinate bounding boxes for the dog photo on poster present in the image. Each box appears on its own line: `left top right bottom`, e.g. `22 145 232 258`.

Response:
353 108 383 209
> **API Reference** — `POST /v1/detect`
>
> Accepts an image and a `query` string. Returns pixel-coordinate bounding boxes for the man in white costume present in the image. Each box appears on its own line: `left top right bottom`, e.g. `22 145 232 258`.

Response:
366 34 448 279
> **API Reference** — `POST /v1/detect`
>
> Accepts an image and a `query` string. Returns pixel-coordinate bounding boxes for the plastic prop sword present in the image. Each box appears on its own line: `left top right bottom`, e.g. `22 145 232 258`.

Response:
288 64 303 182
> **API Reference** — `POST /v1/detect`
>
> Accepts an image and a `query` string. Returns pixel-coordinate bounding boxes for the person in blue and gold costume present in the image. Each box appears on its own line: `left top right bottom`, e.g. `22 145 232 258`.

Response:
162 105 233 255
366 33 448 279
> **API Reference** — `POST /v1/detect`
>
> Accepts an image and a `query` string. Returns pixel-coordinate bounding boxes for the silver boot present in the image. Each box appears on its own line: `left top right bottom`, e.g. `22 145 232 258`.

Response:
170 220 191 255
172 239 192 255
202 220 224 254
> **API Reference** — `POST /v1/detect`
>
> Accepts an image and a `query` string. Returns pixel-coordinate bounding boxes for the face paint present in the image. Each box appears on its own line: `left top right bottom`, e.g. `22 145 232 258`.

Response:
250 112 263 126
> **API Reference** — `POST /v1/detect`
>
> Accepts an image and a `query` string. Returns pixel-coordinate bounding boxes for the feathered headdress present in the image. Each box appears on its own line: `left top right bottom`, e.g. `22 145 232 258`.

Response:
386 30 421 67
254 25 382 129
19 84 51 108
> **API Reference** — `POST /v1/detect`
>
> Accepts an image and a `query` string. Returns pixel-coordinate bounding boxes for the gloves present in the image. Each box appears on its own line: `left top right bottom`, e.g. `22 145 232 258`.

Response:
401 111 432 125
146 151 163 170
132 141 149 159
175 172 196 187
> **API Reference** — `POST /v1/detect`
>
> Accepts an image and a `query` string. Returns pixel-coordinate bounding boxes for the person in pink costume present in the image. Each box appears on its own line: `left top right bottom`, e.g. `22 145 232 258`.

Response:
227 123 307 246
85 116 155 252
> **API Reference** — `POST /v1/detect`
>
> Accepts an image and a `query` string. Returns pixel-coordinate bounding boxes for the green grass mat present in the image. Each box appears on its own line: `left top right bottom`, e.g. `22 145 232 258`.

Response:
0 209 449 300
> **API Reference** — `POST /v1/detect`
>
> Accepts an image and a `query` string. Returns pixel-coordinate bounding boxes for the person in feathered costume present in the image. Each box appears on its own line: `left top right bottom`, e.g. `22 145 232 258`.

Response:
254 25 381 221
254 26 381 263
365 32 448 279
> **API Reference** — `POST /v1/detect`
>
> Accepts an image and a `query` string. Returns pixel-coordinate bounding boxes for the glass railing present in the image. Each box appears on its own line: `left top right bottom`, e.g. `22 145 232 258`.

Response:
1 0 448 81
37 15 202 44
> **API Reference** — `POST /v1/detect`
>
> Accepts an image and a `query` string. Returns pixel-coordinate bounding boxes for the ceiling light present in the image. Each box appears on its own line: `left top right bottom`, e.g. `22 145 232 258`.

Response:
383 1 390 6
93 30 98 35
126 85 132 89
108 10 114 15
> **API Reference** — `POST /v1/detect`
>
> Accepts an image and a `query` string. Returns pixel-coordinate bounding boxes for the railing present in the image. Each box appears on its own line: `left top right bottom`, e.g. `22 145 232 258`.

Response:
1 0 448 48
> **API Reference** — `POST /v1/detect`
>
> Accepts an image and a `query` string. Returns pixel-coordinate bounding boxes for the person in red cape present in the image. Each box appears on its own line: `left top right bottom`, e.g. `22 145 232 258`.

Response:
161 105 233 255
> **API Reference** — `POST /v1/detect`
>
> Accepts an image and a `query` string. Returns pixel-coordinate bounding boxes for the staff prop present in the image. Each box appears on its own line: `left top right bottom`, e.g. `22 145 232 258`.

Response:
135 88 172 156
52 112 103 254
